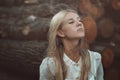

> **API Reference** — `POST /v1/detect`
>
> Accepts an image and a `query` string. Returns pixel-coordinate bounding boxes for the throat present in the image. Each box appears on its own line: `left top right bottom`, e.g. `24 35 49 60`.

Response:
65 48 80 63
70 55 80 63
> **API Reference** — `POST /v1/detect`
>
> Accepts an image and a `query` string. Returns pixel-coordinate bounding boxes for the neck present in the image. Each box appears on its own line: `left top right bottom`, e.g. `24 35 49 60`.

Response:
65 47 80 63
62 39 80 62
63 39 80 51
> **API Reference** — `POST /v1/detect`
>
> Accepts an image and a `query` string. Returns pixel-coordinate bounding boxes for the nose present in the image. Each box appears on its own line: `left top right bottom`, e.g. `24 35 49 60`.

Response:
76 20 83 27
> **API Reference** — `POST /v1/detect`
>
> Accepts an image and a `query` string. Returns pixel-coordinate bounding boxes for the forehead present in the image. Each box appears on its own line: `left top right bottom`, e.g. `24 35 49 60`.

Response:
63 12 80 21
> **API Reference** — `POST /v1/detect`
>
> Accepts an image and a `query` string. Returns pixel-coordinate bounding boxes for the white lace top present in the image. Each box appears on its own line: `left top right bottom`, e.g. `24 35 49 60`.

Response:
40 50 104 80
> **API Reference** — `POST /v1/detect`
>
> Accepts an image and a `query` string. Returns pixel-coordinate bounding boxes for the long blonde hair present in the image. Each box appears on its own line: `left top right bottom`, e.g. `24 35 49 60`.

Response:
47 9 90 80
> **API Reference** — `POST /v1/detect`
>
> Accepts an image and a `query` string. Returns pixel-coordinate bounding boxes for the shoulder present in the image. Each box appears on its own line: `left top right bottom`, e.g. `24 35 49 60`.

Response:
40 57 55 68
41 57 55 64
88 50 102 64
88 50 101 59
88 50 104 78
40 57 56 79
40 57 56 76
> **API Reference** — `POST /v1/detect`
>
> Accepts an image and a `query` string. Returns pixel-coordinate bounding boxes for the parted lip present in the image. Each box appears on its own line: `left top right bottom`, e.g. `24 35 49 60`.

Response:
77 28 84 32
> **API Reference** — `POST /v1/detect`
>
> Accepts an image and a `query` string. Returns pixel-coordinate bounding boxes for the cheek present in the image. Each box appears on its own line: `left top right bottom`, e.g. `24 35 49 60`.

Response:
61 25 69 33
62 25 76 35
65 28 76 36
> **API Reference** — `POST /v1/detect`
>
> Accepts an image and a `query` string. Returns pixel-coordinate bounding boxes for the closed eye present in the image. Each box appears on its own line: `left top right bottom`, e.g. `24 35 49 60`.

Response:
68 21 74 24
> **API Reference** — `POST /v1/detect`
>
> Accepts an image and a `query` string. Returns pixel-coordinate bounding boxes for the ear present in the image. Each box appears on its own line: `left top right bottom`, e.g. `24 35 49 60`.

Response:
57 29 65 37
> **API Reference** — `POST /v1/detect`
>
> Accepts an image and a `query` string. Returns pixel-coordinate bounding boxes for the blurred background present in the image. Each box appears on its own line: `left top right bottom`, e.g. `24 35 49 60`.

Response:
0 0 120 80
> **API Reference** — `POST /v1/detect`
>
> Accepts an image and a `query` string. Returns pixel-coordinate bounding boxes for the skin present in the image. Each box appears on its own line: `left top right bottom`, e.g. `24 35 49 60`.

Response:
57 12 85 62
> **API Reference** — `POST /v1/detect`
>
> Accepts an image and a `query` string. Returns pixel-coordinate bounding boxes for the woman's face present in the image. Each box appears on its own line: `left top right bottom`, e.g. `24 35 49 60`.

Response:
58 12 85 40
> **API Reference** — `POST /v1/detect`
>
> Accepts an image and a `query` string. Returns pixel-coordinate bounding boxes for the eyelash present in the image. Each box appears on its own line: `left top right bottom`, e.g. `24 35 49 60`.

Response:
69 20 81 24
69 21 74 24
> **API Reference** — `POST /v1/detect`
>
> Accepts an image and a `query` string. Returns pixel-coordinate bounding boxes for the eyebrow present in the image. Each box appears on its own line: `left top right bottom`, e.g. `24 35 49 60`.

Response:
66 17 81 23
67 18 74 22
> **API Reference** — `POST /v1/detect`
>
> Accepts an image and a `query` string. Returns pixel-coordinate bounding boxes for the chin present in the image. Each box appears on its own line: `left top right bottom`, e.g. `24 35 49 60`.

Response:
76 36 84 39
79 34 85 38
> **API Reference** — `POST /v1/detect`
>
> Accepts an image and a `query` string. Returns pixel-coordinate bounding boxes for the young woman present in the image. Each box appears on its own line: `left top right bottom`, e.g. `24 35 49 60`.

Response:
40 9 104 80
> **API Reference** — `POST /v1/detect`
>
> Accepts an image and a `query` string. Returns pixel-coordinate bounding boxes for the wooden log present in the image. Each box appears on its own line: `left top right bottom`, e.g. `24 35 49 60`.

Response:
54 3 71 13
99 0 111 6
112 0 120 10
2 0 15 6
0 0 41 6
0 3 54 18
0 18 50 41
105 68 120 80
59 0 80 9
0 39 48 64
102 47 114 69
90 43 115 69
0 0 24 6
113 33 120 45
36 4 54 17
0 39 48 80
78 0 104 19
0 70 29 80
97 18 115 40
82 16 97 44
24 0 39 4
